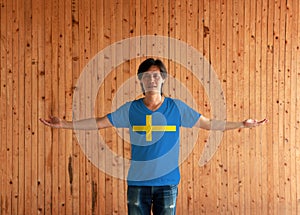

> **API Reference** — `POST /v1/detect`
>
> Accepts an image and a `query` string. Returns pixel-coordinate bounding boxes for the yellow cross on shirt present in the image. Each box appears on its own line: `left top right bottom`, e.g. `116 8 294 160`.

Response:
132 115 176 141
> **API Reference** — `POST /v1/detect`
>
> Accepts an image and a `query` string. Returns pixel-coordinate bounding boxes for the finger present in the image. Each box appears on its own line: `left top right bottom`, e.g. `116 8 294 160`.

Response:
40 118 51 126
258 119 268 124
39 118 47 124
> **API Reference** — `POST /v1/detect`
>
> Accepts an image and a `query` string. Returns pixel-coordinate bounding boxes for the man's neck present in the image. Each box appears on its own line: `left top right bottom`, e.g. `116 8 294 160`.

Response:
143 92 164 111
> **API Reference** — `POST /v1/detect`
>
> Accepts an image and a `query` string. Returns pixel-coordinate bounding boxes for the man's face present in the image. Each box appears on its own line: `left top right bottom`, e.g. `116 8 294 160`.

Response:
140 65 165 94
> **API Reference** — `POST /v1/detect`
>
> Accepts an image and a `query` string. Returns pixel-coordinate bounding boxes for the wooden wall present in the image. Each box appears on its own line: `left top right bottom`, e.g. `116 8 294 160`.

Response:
1 0 300 214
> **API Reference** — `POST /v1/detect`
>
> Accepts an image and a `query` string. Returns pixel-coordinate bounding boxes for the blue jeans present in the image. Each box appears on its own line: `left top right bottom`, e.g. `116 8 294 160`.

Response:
127 185 178 215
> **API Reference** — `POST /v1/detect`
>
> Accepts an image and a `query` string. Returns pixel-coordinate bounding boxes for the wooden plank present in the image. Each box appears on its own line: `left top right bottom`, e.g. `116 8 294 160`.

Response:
242 0 251 213
237 0 245 211
179 0 190 212
225 0 236 213
235 0 245 213
167 0 175 99
11 0 21 214
254 0 263 213
126 0 138 211
173 0 183 213
0 0 8 214
296 1 300 213
218 0 229 213
208 0 219 214
57 0 67 214
260 0 270 213
277 0 287 213
23 0 33 214
17 0 25 211
249 0 259 213
95 0 105 215
36 0 46 212
187 0 199 214
31 0 39 213
70 0 80 213
63 0 74 214
197 0 212 213
119 0 130 213
230 0 241 213
290 0 299 213
283 0 292 213
265 0 275 213
214 0 222 213
83 0 93 214
6 0 14 213
89 0 100 215
76 0 87 214
103 0 113 214
50 0 60 213
111 0 119 213
272 0 281 213
44 0 53 213
188 0 200 212
2 0 14 214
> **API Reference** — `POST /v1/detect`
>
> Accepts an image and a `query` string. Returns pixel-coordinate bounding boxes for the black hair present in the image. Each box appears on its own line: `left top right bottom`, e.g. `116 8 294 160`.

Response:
137 58 167 80
137 58 167 95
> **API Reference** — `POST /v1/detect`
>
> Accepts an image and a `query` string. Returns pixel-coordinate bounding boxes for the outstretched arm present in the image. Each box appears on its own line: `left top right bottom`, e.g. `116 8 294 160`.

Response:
195 115 268 131
40 115 113 130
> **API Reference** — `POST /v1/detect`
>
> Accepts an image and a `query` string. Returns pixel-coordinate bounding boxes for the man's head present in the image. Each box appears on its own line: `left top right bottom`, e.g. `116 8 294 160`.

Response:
137 58 167 95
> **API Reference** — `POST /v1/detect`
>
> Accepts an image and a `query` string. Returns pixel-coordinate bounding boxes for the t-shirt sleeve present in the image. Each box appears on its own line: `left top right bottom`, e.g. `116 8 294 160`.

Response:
107 102 131 128
174 99 201 128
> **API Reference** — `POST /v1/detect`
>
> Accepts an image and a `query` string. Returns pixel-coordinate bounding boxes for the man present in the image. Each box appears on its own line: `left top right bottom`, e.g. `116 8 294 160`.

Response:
40 58 268 215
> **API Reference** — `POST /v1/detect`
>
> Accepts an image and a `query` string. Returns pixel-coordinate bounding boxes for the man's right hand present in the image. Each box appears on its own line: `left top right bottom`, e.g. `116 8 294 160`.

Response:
40 116 69 129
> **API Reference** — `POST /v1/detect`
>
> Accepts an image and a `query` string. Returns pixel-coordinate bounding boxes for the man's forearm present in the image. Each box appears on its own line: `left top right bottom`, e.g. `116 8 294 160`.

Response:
62 118 101 130
71 118 111 130
195 116 267 131
208 120 244 131
224 121 244 130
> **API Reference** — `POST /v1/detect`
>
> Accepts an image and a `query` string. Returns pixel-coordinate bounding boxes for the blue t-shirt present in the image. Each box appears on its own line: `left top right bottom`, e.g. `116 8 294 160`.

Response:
107 97 201 186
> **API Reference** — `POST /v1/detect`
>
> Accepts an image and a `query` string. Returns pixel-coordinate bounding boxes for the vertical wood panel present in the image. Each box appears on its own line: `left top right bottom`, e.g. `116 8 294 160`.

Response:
31 0 39 213
64 0 73 214
70 0 81 214
23 0 33 214
103 1 113 214
236 0 245 213
296 1 300 213
36 0 46 213
254 0 262 213
291 2 300 213
284 0 293 213
1 0 300 214
266 0 275 213
0 0 8 214
219 0 228 213
58 0 67 213
260 0 269 213
11 0 20 214
6 0 13 213
44 0 53 213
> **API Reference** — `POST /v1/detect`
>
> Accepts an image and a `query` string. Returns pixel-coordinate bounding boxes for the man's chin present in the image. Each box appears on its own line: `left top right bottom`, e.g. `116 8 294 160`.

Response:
144 89 161 94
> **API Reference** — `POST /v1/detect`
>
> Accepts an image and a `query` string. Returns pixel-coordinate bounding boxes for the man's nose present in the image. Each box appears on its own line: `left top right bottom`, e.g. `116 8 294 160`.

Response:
150 75 155 82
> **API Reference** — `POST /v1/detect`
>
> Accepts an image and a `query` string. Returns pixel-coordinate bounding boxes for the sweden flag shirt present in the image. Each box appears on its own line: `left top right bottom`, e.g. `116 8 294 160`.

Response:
107 97 201 186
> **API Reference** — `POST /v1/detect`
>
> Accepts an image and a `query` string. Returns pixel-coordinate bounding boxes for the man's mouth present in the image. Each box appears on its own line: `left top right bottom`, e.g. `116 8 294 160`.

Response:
147 85 157 88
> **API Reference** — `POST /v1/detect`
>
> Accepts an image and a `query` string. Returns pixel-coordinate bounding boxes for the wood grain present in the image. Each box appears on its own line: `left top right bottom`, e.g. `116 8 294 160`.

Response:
0 0 299 214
